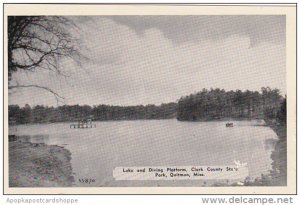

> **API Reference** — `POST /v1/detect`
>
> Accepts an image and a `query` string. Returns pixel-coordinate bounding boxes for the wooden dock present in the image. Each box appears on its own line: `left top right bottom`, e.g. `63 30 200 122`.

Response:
70 124 96 128
70 119 96 128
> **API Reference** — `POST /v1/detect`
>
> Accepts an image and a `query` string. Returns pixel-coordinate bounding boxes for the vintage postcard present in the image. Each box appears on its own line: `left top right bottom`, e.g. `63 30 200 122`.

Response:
3 4 296 194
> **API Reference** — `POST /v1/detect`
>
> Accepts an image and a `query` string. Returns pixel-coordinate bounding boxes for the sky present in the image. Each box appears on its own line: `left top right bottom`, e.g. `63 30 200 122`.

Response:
9 15 286 107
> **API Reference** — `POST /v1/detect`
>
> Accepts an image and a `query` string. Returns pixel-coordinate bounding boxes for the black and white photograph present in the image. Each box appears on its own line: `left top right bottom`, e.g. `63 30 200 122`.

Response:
4 4 296 194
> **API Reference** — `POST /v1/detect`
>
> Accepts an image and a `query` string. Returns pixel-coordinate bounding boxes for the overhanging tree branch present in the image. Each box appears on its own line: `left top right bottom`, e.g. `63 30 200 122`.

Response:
8 85 65 103
8 16 82 100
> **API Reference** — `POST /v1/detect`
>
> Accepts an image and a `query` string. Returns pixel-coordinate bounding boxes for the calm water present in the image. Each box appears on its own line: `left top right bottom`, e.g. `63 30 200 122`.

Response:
9 119 278 187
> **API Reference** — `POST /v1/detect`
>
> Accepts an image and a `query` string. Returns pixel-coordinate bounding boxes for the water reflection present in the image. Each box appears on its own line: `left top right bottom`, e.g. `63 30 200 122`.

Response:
264 139 277 150
18 134 50 144
9 119 278 187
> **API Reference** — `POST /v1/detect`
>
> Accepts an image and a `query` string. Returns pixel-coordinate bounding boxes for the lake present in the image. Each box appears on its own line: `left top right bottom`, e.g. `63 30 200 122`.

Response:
9 119 278 186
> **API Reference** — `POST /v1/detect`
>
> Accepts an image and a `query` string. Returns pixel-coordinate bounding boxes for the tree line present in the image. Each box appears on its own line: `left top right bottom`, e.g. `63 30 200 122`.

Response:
9 87 286 124
9 103 177 124
177 87 284 121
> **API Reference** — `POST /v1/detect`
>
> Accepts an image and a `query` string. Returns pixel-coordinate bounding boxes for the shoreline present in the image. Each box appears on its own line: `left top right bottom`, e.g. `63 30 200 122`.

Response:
9 139 74 187
177 117 264 122
266 120 287 186
244 119 287 186
10 117 265 126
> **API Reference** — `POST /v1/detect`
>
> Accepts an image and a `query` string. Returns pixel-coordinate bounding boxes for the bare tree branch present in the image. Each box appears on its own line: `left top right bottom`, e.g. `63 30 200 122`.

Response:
8 84 65 104
8 16 82 100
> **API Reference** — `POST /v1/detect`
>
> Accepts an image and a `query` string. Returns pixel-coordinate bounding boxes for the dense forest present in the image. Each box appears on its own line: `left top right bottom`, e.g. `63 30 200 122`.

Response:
8 103 177 124
9 87 285 124
177 87 284 121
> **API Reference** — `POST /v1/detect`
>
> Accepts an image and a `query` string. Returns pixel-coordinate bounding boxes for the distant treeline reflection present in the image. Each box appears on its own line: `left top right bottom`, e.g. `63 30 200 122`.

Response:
9 87 284 124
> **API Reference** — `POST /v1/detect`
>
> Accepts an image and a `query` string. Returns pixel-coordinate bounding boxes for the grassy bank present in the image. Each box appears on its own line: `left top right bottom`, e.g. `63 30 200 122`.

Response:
244 119 287 186
9 140 74 187
268 120 287 186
